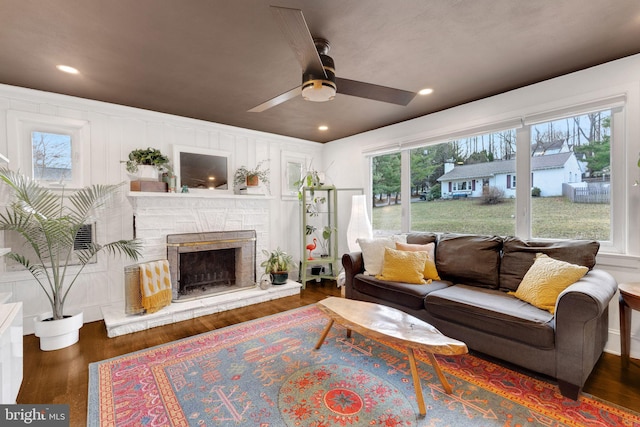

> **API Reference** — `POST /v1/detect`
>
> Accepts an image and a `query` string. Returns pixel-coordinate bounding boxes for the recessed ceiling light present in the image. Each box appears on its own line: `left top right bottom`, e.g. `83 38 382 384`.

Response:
56 65 79 74
318 125 329 131
418 88 433 95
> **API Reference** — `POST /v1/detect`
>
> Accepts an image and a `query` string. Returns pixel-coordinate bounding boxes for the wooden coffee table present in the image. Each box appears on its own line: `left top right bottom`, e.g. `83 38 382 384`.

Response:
314 297 468 416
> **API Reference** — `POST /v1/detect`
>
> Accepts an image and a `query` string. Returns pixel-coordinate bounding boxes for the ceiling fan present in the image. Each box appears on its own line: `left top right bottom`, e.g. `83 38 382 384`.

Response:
248 6 417 113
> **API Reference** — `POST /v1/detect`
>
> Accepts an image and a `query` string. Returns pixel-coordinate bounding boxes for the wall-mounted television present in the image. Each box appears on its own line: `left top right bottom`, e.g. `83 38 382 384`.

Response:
173 145 232 194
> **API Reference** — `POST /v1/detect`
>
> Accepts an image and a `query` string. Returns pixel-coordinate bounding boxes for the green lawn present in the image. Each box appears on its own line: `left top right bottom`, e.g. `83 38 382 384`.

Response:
373 197 610 240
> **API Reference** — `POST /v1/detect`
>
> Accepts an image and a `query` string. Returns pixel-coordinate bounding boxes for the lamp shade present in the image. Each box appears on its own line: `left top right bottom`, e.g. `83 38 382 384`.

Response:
346 194 373 252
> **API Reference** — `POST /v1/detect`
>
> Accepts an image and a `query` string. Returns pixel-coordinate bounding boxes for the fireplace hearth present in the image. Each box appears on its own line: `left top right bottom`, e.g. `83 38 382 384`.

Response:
167 230 256 302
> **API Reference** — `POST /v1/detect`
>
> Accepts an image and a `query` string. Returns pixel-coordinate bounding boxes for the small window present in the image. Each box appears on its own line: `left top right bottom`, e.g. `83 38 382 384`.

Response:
7 111 90 189
31 131 73 183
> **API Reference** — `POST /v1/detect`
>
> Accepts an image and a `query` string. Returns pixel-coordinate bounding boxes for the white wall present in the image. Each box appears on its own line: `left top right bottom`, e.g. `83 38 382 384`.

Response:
324 54 640 358
0 84 322 334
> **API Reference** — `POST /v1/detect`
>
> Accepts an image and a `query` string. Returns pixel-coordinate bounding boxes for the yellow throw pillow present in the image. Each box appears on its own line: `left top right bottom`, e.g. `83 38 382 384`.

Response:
395 242 440 280
376 247 427 284
512 253 588 314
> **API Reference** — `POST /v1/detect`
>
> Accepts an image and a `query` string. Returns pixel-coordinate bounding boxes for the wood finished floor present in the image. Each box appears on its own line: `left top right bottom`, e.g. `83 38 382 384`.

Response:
18 281 640 426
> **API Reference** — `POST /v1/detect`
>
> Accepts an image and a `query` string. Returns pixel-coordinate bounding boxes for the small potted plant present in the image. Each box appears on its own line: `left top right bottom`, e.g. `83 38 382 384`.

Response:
318 226 335 257
234 160 270 189
124 147 171 181
260 247 293 285
295 168 322 200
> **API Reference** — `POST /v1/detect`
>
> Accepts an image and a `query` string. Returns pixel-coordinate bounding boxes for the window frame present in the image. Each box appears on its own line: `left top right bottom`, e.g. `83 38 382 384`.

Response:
7 110 91 189
368 95 626 253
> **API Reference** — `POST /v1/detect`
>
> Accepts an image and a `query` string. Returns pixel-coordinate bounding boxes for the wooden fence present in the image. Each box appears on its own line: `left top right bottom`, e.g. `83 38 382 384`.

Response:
562 182 610 203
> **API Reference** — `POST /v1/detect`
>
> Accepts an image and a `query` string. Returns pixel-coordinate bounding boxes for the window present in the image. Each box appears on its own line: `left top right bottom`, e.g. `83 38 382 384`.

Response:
370 97 623 251
528 109 611 241
31 131 73 183
408 129 517 236
7 111 90 189
371 152 401 234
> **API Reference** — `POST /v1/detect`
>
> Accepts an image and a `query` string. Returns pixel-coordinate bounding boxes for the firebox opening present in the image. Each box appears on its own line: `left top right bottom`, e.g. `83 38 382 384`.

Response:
178 248 237 299
167 230 257 302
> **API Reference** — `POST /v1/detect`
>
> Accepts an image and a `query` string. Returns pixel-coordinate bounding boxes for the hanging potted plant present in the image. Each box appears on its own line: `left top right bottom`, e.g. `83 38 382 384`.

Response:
123 147 171 181
0 168 142 350
234 160 270 189
260 247 293 285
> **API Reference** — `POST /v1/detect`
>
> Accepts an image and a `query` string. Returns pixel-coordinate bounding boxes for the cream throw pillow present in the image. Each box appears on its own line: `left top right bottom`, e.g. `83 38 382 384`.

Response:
358 236 406 275
395 241 440 281
512 253 588 314
376 247 427 284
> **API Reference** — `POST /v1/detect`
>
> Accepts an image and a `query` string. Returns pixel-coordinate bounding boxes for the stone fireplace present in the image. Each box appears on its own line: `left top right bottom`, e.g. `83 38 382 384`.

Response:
167 230 256 301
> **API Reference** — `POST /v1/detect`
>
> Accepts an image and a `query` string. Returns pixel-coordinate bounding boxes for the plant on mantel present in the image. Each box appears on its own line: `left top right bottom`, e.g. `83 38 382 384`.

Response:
123 147 171 174
234 159 270 189
0 167 142 350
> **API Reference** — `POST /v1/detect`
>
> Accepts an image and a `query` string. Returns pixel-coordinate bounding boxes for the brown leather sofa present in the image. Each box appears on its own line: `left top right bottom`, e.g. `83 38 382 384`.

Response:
342 232 617 400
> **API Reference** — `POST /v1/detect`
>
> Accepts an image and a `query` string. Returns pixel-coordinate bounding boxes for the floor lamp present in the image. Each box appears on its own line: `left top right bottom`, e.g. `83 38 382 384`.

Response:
346 194 373 253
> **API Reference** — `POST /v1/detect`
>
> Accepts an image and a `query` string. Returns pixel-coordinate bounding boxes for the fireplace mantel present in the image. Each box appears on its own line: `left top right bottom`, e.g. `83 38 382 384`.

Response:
127 191 273 207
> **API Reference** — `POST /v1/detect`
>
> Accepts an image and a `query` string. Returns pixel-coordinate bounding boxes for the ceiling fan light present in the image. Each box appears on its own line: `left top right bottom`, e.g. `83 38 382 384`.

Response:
301 79 336 102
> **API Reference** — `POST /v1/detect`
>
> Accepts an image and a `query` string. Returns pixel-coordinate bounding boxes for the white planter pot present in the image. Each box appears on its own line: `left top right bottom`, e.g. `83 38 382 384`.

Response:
33 311 83 351
130 165 159 181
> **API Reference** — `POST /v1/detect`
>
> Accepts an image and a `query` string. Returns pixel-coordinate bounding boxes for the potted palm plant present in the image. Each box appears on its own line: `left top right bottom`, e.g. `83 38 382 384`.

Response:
0 168 142 350
260 247 293 285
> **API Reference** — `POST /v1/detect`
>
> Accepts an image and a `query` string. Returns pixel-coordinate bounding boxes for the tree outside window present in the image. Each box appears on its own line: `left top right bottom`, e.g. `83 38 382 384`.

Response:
32 131 73 183
373 109 611 243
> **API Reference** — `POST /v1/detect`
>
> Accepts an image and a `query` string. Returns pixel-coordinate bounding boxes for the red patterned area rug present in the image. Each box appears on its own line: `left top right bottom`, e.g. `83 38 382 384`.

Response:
88 304 640 426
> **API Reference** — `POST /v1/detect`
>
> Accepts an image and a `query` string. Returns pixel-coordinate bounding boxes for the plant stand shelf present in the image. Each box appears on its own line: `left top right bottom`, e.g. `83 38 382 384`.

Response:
300 186 338 288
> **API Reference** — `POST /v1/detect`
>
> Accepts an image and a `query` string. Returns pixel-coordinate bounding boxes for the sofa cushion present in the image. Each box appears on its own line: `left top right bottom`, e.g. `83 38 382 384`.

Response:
406 232 438 245
511 254 588 314
500 237 599 292
353 274 450 310
376 247 427 284
436 234 503 289
357 235 406 276
426 284 555 349
395 242 440 280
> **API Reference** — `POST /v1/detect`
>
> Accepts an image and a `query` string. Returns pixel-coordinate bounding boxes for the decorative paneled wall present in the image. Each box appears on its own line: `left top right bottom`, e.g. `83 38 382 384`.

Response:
0 84 321 334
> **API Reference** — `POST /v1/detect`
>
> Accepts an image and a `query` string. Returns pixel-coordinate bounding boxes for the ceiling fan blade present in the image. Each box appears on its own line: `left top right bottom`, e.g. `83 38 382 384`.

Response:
336 77 416 106
270 6 326 78
248 86 302 112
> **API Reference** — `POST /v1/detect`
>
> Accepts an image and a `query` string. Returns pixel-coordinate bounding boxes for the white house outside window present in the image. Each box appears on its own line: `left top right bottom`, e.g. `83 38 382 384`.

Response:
371 97 622 250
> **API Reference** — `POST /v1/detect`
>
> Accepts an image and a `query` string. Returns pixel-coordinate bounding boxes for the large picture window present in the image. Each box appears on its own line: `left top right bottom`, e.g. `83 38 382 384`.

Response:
369 97 623 251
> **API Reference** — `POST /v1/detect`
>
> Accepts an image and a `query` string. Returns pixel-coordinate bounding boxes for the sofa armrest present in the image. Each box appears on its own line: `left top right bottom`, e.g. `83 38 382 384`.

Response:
342 252 364 298
554 269 617 397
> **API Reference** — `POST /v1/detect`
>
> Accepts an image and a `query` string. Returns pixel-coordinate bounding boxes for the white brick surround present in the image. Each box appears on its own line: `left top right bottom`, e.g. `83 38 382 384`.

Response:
127 192 272 267
99 191 300 336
